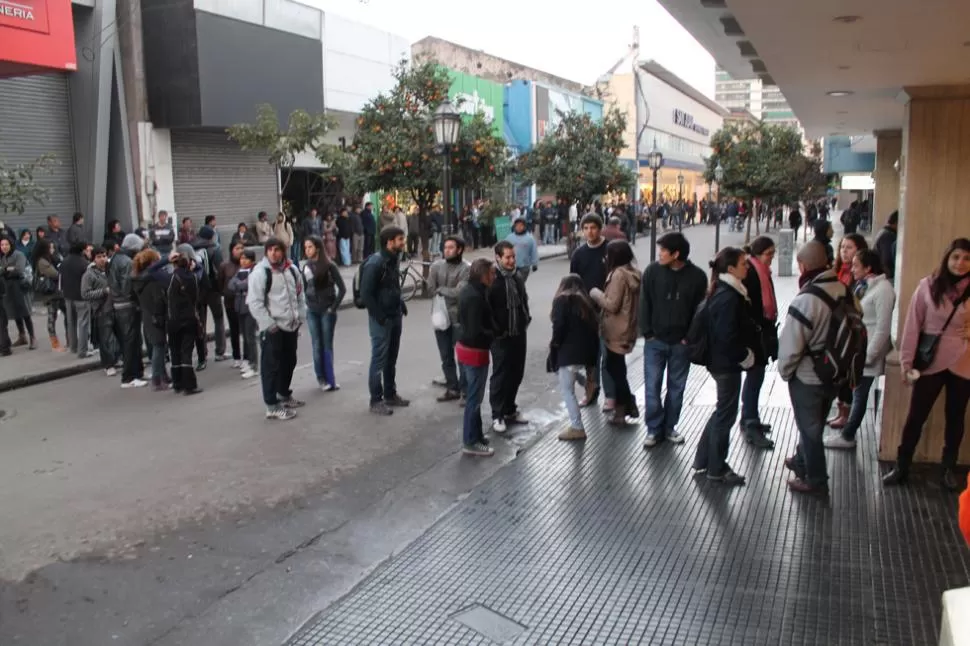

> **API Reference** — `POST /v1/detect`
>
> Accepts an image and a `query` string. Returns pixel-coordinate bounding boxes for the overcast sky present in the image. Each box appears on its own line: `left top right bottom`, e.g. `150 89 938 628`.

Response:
303 0 715 97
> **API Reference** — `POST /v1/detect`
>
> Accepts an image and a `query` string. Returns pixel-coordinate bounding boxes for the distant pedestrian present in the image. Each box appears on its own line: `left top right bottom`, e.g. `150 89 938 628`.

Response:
255 211 273 245
504 216 538 282
360 202 376 258
350 207 364 264
457 258 497 456
149 210 176 255
228 250 258 378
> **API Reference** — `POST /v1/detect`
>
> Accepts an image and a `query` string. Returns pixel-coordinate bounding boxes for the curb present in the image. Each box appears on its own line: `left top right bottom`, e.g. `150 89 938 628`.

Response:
0 251 569 395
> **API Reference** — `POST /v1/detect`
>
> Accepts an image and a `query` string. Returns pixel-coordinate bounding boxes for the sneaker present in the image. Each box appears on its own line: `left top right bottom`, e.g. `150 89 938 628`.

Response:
240 368 257 379
121 378 148 389
436 389 461 402
323 383 340 392
492 419 508 434
385 395 410 407
231 360 242 369
506 411 528 425
370 402 394 416
213 354 228 362
458 396 466 408
558 427 587 441
788 477 828 496
707 468 746 486
462 442 495 457
105 367 117 377
691 465 707 475
642 434 660 448
279 395 306 408
823 434 857 450
666 431 685 444
82 350 98 359
196 360 207 371
266 406 296 420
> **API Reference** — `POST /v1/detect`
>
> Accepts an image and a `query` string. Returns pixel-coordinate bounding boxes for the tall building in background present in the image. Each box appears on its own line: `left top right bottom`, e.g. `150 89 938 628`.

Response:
714 66 801 131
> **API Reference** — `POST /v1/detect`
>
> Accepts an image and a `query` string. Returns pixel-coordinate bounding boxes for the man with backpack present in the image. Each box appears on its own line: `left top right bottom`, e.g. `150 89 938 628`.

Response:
247 238 306 420
357 226 409 416
188 225 227 369
778 241 865 496
109 234 148 388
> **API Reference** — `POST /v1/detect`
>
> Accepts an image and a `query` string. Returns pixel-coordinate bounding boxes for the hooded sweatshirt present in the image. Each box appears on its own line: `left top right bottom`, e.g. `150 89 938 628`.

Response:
505 217 538 269
246 256 306 333
109 233 146 310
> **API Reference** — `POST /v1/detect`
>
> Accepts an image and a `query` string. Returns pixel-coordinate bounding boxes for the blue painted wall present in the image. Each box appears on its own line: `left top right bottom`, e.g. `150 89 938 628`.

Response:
504 80 533 155
824 136 875 174
582 97 603 122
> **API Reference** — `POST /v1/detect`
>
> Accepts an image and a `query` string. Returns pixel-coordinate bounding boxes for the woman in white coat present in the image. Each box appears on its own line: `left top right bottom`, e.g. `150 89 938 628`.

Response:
825 248 896 449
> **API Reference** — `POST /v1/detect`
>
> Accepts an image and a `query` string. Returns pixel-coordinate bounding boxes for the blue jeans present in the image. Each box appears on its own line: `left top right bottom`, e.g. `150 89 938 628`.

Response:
462 362 489 446
150 342 167 381
599 337 615 399
643 339 691 437
841 375 875 441
434 325 464 393
741 363 767 424
788 378 836 488
368 315 402 404
558 366 584 430
339 238 351 265
306 309 337 385
693 372 742 477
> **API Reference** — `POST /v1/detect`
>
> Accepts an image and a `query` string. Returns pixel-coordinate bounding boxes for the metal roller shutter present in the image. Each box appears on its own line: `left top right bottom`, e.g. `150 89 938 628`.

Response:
171 131 279 227
0 74 78 232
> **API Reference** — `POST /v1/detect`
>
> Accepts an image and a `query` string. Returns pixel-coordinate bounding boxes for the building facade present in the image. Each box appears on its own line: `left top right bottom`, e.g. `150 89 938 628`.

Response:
715 66 801 130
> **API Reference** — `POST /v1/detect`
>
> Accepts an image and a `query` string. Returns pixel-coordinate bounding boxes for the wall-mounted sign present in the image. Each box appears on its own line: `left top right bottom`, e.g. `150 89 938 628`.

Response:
673 109 709 137
445 69 504 137
454 90 495 124
0 0 49 34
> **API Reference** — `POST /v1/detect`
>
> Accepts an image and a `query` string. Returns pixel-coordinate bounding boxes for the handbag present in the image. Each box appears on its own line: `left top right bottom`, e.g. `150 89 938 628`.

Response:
913 284 970 371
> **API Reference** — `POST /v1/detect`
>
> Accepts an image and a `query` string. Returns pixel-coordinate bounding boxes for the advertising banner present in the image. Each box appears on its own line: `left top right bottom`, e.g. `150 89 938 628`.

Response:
535 84 600 139
0 0 76 77
446 69 504 138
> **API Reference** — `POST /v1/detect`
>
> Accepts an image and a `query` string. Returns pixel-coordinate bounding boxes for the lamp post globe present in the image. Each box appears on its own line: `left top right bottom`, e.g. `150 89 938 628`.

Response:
433 99 462 235
647 139 664 262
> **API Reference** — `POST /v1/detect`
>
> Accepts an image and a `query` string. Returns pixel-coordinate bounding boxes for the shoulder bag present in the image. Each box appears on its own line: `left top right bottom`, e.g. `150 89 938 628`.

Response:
913 284 970 371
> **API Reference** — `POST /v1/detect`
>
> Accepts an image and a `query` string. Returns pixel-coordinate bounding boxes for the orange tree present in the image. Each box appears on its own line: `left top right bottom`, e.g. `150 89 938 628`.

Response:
352 58 507 270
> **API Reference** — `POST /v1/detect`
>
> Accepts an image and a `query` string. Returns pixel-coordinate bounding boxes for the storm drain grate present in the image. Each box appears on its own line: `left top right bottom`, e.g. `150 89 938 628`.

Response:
450 604 527 643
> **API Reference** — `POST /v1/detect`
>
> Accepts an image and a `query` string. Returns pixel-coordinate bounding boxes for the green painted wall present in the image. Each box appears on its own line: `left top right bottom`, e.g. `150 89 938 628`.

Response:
444 68 505 137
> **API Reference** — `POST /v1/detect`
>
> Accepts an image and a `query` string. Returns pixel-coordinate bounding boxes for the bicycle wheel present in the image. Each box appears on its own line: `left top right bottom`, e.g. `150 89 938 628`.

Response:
402 270 420 302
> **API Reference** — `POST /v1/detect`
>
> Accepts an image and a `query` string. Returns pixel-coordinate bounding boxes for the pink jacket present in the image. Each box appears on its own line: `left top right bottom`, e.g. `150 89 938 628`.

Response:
900 276 970 378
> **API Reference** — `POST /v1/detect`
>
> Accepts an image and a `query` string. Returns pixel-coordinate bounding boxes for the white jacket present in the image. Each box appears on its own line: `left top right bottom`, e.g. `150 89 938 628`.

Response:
859 273 896 377
246 257 306 333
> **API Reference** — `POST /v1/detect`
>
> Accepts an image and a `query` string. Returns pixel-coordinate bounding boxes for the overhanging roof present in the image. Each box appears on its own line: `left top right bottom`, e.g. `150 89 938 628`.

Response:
657 0 970 138
639 59 728 117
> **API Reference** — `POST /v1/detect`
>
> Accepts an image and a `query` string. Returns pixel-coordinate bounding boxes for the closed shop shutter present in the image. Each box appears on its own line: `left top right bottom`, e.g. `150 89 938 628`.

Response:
171 131 279 228
0 74 78 232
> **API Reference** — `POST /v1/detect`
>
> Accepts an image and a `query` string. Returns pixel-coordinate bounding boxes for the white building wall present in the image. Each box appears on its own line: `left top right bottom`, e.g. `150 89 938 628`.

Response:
637 72 723 165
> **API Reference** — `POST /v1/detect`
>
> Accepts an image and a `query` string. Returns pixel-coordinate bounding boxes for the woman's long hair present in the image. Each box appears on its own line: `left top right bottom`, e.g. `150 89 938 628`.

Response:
708 246 746 296
604 240 634 274
552 273 597 323
133 249 161 275
744 236 774 258
303 235 332 289
30 238 53 269
834 233 869 274
930 238 970 306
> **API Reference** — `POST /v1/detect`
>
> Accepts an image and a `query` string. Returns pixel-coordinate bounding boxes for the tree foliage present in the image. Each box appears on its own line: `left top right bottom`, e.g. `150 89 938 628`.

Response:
351 58 508 217
516 108 635 207
0 154 56 216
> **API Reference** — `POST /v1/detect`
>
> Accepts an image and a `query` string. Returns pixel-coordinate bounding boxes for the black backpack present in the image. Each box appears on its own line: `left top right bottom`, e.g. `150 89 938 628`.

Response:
803 284 867 387
352 256 387 309
684 300 711 367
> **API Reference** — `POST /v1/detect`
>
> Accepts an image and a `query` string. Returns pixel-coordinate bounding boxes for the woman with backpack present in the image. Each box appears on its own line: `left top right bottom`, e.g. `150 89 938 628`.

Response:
301 235 346 391
693 247 760 486
550 274 600 441
589 240 641 425
166 250 204 395
886 238 970 490
31 238 67 352
739 236 778 449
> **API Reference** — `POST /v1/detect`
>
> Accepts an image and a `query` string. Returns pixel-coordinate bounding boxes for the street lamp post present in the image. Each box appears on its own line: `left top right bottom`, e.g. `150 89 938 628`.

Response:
676 172 685 232
432 99 462 236
647 139 664 262
714 161 724 254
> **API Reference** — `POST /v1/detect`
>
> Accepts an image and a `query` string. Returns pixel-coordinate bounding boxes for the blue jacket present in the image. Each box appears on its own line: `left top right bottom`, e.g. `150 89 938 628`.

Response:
505 231 538 269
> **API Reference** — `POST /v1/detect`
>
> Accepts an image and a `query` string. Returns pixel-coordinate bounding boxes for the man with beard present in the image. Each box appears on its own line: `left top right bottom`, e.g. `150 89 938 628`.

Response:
488 241 531 434
428 236 470 402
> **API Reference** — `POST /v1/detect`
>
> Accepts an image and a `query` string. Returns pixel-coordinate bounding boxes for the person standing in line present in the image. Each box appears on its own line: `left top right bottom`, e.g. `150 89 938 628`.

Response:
110 234 148 388
178 217 194 245
550 274 599 441
60 242 89 356
218 242 245 368
165 249 204 396
31 239 67 352
885 238 970 490
692 247 760 486
228 250 259 379
639 232 708 448
827 233 870 429
824 249 895 450
590 240 641 425
456 258 498 456
131 248 171 391
428 236 470 403
149 210 177 255
488 241 531 434
0 236 35 350
301 235 347 391
247 238 307 420
255 211 274 245
504 216 538 282
336 208 353 266
350 206 364 264
360 226 410 415
360 202 377 259
873 210 898 283
273 212 294 258
777 241 851 495
79 247 116 375
739 236 779 449
569 213 612 408
188 226 227 368
46 215 69 259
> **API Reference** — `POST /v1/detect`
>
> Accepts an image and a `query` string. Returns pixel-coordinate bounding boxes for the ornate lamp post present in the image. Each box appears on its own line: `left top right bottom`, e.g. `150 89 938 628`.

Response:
677 171 685 232
647 139 664 262
432 99 462 235
714 161 724 253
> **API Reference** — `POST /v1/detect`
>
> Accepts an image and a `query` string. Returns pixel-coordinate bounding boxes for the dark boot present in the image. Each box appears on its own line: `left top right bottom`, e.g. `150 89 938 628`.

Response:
882 459 910 486
942 467 961 492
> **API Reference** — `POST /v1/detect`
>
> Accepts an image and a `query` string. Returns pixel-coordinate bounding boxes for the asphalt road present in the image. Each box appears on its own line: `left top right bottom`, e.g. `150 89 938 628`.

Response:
0 223 762 646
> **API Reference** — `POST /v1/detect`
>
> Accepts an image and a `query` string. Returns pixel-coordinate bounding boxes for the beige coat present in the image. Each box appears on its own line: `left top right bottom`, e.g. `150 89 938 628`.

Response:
593 265 641 354
273 218 294 248
255 219 273 243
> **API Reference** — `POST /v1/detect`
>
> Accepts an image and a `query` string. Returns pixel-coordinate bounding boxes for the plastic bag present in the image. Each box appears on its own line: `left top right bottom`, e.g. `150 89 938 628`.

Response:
431 295 450 331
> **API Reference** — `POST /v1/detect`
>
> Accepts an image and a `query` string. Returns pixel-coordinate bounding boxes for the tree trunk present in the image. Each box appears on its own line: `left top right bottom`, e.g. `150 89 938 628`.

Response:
754 199 761 236
745 199 754 244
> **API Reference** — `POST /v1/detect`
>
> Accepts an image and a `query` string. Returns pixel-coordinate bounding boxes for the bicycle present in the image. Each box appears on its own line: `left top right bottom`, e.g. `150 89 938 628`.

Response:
400 256 432 302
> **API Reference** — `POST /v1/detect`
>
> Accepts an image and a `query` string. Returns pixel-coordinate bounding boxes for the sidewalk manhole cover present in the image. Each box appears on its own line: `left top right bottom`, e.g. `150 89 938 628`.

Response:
450 604 527 643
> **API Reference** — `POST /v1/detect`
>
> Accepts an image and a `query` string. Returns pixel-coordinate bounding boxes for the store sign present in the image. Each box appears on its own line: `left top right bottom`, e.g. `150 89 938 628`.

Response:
0 0 49 34
454 90 495 124
673 109 709 137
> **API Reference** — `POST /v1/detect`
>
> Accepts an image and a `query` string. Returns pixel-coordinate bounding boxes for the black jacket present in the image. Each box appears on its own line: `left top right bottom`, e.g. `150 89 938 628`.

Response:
488 269 530 338
166 267 200 327
812 221 834 266
741 261 778 365
638 261 708 344
706 280 761 374
189 238 223 294
360 249 402 323
458 281 494 349
550 295 598 368
360 209 376 236
873 226 897 281
302 259 347 313
336 216 353 240
59 251 89 301
569 241 607 293
132 268 168 345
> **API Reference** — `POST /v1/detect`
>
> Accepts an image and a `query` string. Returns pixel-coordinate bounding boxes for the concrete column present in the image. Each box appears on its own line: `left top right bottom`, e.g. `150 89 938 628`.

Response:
872 129 901 228
879 85 970 464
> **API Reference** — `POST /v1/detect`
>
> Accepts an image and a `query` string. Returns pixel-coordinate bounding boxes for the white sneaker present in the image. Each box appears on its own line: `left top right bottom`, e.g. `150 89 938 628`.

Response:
492 419 508 434
231 360 242 369
667 431 685 444
105 367 117 377
241 368 257 379
823 434 857 450
121 378 148 389
265 406 296 420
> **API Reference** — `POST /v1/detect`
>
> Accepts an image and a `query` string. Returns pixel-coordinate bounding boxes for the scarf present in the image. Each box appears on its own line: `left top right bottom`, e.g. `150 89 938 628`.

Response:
497 264 523 336
799 267 826 288
854 273 872 300
719 273 750 302
748 256 777 320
